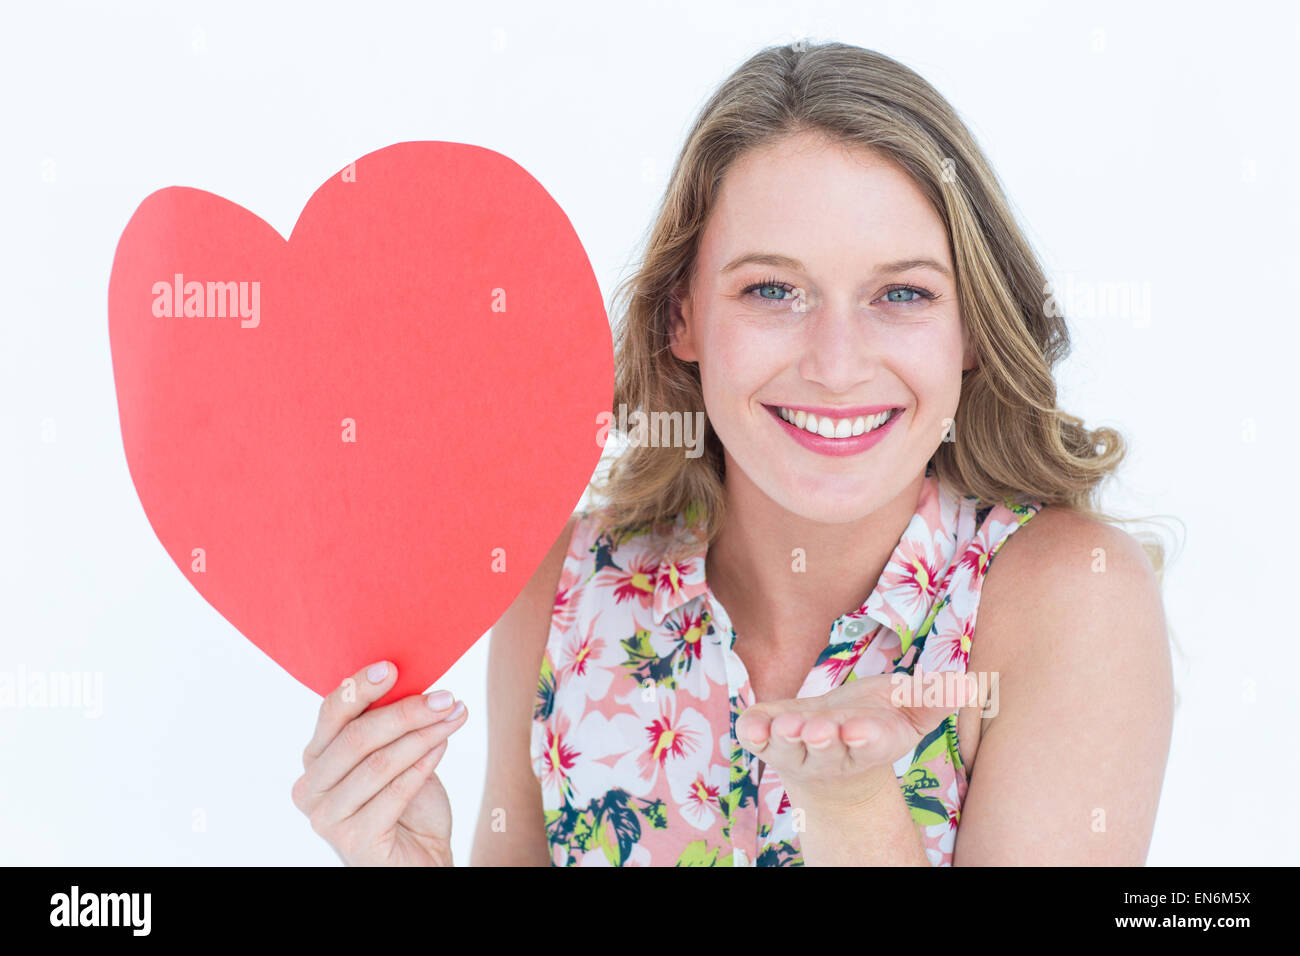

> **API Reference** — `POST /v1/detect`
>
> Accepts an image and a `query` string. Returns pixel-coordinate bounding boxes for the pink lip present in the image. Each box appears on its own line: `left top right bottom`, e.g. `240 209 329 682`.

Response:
763 403 904 458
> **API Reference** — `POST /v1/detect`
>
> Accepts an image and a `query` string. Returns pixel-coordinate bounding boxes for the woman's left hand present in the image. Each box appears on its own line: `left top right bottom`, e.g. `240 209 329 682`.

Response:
734 669 973 807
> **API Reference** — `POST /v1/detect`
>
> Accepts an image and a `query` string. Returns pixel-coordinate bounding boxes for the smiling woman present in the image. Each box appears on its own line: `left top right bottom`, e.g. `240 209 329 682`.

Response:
465 40 1175 868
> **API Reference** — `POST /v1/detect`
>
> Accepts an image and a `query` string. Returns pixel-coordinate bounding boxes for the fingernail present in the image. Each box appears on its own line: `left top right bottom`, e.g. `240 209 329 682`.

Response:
448 701 466 719
426 689 454 711
367 661 389 683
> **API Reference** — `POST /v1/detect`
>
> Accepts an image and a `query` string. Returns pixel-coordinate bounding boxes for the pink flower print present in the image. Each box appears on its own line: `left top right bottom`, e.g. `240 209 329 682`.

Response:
653 607 728 702
533 706 621 810
534 715 581 806
811 639 866 689
551 564 583 632
675 763 730 830
655 557 698 605
606 558 659 609
643 712 693 772
552 611 622 703
607 686 711 796
667 607 709 663
959 533 991 581
919 615 976 673
881 529 945 618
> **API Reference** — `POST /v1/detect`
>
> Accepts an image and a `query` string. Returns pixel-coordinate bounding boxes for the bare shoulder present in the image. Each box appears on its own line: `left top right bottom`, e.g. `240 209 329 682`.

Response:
954 503 1174 864
469 510 584 866
975 503 1165 675
988 503 1155 589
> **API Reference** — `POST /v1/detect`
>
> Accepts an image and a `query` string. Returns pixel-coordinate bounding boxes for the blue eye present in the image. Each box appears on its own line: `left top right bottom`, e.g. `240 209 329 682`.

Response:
739 278 940 309
741 278 798 302
882 285 938 304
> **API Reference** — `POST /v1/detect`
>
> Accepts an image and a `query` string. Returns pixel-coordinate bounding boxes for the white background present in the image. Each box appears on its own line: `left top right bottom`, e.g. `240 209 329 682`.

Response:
2 0 1296 866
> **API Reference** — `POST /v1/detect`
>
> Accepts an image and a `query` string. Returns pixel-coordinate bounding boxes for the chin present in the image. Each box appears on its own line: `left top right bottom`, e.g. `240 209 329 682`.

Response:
764 474 895 525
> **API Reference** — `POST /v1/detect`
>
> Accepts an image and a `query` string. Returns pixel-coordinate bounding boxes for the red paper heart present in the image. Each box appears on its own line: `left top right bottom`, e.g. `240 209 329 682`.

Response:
108 141 612 710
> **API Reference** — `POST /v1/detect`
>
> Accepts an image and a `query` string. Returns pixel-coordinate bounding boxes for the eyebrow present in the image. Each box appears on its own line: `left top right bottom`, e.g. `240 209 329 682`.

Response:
719 252 953 280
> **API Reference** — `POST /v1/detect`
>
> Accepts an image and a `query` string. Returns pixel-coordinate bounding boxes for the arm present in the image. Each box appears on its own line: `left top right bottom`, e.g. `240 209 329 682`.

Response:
468 512 582 866
766 508 1173 866
786 764 930 866
951 510 1174 865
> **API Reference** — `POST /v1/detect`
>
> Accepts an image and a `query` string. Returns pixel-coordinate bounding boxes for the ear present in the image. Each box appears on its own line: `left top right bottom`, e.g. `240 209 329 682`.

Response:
667 285 699 363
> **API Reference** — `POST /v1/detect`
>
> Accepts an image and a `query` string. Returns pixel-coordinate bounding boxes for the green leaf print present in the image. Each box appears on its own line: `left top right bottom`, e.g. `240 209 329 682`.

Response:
620 629 677 690
912 718 951 766
756 842 803 867
534 656 556 721
572 813 595 851
589 535 622 577
676 839 720 866
718 789 736 840
594 790 642 866
813 640 858 669
636 797 669 830
897 622 915 656
909 595 948 659
544 804 579 848
548 790 655 866
904 791 951 827
901 766 940 791
900 761 950 827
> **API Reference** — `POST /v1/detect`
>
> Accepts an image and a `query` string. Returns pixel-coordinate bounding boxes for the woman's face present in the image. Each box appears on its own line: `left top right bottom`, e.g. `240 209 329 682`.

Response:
669 129 971 523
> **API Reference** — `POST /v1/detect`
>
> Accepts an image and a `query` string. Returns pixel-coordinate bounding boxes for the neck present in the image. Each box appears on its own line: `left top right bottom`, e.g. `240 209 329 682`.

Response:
706 462 926 649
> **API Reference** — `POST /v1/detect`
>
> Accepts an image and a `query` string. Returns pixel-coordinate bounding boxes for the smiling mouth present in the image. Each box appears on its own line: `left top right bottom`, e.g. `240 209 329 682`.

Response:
763 404 902 439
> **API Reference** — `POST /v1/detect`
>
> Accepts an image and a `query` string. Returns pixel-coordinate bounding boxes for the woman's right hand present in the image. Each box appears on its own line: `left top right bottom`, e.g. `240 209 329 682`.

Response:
291 660 469 866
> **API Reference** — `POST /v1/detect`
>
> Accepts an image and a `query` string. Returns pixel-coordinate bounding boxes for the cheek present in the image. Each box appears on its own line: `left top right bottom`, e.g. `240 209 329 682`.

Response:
700 324 783 400
891 327 962 382
890 333 965 432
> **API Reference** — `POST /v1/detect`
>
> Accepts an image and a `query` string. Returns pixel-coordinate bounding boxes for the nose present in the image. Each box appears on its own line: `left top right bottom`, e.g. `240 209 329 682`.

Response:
796 295 881 393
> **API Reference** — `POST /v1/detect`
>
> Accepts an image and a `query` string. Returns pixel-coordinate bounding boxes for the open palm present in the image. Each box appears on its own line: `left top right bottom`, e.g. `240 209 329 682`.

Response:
734 669 975 803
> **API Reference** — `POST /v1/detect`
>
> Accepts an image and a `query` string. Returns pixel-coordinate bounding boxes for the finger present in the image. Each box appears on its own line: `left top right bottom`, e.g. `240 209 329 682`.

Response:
847 712 920 770
800 714 841 750
303 661 399 771
759 710 809 771
308 690 460 796
734 709 773 752
347 735 452 838
796 714 848 775
840 713 891 769
314 702 469 828
840 713 881 748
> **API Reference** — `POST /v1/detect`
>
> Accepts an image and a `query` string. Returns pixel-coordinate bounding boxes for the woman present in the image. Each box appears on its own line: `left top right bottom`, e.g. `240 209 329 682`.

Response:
291 41 1173 866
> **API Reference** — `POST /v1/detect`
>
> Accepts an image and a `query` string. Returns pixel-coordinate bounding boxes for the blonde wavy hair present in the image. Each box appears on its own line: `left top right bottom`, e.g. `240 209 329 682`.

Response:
588 40 1181 591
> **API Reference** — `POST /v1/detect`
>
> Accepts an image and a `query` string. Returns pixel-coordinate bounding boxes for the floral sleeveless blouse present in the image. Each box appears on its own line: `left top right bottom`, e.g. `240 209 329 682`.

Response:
529 466 1043 866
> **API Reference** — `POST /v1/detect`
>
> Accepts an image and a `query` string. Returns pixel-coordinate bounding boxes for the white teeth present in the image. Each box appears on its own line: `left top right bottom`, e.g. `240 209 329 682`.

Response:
774 406 895 439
